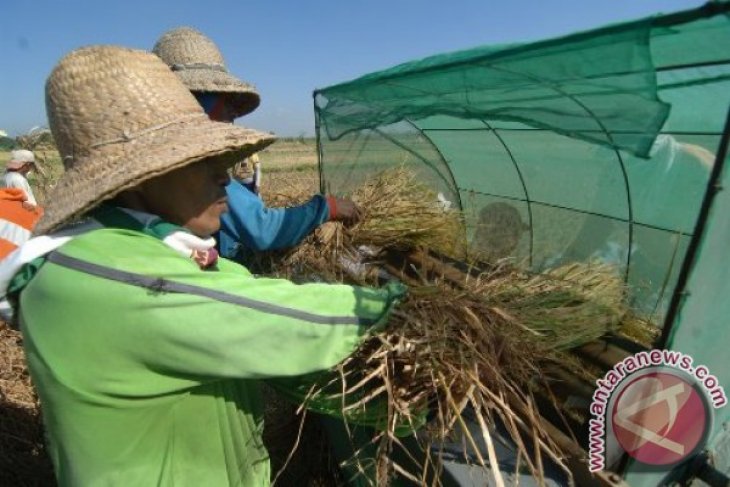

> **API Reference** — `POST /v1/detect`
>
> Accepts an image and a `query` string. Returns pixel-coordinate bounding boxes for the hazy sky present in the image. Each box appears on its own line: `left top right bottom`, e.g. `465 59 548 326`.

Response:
1 0 704 137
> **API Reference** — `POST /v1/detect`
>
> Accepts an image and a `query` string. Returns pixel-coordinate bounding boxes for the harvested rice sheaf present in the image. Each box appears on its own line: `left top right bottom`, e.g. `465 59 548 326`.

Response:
253 166 466 281
347 167 465 257
300 264 630 485
486 262 627 350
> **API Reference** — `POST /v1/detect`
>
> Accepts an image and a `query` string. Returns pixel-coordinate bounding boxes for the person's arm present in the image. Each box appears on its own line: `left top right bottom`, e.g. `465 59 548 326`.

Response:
23 229 406 386
218 180 328 256
219 180 357 256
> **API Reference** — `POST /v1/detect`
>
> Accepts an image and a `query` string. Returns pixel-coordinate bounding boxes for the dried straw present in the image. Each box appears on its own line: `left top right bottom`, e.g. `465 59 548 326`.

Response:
298 273 571 486
485 262 626 350
0 321 55 485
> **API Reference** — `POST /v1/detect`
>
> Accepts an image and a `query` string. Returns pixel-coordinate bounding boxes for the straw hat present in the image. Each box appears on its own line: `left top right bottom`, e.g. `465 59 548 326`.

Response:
37 45 274 235
153 27 260 118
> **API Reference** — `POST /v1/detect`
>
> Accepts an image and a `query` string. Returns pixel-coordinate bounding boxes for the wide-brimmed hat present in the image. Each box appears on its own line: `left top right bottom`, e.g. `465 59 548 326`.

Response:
153 27 260 118
7 149 36 170
36 45 274 235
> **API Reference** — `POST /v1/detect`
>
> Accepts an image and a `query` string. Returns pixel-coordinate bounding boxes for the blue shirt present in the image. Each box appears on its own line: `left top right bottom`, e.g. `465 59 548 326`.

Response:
217 180 330 259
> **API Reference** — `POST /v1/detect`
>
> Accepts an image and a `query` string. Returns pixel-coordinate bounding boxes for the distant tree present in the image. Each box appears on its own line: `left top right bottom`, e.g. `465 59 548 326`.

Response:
0 137 15 151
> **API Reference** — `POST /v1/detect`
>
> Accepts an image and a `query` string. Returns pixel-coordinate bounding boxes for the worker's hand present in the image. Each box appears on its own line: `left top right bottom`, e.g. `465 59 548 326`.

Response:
326 196 362 226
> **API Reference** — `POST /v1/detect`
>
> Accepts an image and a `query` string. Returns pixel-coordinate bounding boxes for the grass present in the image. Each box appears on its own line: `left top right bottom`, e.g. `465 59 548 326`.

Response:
0 138 320 204
259 138 318 173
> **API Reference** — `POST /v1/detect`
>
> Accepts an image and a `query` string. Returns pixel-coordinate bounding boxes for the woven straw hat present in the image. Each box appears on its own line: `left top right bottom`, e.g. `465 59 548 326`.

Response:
153 27 260 118
37 45 274 235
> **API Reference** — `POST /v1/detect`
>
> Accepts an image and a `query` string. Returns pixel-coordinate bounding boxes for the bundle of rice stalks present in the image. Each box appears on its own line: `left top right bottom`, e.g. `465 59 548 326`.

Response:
485 262 627 350
348 167 465 257
252 167 466 281
261 170 320 207
299 279 569 486
617 313 660 347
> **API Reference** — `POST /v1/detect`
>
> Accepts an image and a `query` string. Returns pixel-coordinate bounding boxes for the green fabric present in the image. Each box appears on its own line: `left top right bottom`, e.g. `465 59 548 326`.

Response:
315 2 730 321
7 207 189 311
317 18 668 158
18 228 404 486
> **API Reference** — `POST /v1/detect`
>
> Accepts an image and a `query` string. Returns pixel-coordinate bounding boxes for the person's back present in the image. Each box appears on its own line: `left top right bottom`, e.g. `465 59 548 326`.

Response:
3 170 27 189
21 227 267 485
20 218 401 485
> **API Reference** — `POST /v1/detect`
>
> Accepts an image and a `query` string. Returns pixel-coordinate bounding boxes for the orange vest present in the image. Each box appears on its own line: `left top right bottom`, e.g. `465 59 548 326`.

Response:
0 188 43 259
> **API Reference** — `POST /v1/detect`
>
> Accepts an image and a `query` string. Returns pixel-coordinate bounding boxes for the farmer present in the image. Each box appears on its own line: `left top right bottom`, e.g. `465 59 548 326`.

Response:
153 27 361 261
0 188 43 260
3 149 38 209
1 45 403 486
0 188 43 318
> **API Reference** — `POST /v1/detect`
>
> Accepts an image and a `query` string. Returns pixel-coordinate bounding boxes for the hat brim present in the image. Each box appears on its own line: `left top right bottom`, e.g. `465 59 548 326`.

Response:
35 119 274 235
6 161 28 170
176 69 260 117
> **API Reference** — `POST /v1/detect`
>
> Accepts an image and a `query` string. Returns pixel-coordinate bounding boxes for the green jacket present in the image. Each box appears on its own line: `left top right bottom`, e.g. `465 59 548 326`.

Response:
17 226 403 486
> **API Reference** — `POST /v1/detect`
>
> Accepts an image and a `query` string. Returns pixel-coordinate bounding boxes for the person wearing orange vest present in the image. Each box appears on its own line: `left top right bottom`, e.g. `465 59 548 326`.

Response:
0 187 42 318
0 188 43 260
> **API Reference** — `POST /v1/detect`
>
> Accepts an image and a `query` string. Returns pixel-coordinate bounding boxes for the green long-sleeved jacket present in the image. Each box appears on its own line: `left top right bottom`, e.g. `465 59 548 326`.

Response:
17 227 403 486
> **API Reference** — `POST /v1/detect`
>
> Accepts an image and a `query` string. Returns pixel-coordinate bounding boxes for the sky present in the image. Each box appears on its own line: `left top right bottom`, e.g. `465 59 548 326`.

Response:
0 0 705 137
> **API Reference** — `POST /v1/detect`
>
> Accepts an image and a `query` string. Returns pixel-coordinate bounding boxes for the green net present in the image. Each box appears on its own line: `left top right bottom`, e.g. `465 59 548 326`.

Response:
315 2 730 323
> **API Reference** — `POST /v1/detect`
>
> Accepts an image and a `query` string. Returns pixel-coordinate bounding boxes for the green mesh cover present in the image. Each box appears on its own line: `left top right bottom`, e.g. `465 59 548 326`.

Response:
315 2 730 323
315 3 730 483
